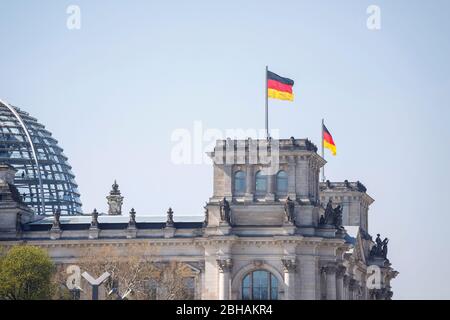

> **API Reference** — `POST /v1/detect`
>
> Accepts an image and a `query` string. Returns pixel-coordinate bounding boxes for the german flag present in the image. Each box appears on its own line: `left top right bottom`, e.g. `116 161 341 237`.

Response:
323 124 336 156
267 70 294 101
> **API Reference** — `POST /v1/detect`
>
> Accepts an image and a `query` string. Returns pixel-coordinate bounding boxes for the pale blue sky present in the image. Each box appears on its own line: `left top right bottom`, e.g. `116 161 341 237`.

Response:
1 0 449 299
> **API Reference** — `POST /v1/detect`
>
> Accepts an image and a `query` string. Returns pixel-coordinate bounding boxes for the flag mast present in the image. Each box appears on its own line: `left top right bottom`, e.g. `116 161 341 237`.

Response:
321 118 325 182
265 65 269 140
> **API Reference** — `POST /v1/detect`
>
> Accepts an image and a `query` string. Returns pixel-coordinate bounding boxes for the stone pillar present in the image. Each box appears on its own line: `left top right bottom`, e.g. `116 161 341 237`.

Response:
244 165 254 201
324 264 337 300
282 258 297 300
349 279 357 300
287 156 296 199
336 266 346 300
217 259 232 300
266 174 275 201
343 275 350 300
223 165 233 198
299 256 318 299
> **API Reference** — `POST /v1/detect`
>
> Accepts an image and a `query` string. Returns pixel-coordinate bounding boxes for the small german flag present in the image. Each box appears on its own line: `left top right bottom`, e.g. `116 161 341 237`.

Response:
323 124 336 156
267 70 294 101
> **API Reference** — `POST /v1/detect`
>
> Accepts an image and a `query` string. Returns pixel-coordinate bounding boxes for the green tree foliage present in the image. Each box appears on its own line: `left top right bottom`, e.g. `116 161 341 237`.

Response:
0 245 54 300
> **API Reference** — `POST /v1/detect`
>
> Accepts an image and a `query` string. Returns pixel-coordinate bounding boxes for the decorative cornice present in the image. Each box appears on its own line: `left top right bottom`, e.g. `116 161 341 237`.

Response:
0 234 348 250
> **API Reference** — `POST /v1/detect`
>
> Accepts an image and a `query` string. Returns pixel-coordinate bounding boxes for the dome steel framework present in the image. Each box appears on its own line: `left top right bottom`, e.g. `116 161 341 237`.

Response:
0 99 82 215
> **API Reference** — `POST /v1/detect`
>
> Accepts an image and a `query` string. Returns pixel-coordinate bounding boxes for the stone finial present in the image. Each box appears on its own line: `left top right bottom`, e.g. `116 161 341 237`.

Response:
128 208 136 227
52 209 61 229
91 209 99 228
106 180 124 215
111 180 120 195
166 207 174 227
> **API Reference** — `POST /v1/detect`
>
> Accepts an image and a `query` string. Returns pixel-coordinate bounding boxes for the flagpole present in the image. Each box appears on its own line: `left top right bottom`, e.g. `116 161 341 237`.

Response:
321 118 325 182
265 65 269 140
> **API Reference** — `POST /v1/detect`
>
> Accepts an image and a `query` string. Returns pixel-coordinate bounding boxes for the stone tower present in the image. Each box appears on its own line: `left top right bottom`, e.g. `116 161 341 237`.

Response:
204 138 326 236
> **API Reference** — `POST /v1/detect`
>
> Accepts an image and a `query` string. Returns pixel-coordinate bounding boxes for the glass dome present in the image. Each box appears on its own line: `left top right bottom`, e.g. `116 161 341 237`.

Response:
0 100 82 215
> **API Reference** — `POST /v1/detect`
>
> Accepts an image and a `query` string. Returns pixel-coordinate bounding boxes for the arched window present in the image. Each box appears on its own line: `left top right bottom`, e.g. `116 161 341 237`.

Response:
276 170 288 194
242 270 278 300
234 171 246 194
255 171 267 193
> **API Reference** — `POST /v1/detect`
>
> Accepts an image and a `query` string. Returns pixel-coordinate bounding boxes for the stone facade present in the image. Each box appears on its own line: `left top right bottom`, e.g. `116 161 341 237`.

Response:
0 138 398 300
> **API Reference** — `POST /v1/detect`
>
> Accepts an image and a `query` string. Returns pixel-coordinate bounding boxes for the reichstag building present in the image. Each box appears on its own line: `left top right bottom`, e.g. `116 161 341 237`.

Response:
0 100 398 300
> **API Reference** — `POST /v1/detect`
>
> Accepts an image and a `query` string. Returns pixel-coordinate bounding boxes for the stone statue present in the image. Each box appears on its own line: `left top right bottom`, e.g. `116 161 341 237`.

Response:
375 234 383 256
369 233 389 260
381 237 389 259
319 199 344 229
16 212 22 232
91 209 99 228
203 202 209 227
53 209 61 228
290 136 296 146
323 199 335 225
166 207 174 227
284 197 295 223
319 214 326 225
219 197 231 224
333 204 343 229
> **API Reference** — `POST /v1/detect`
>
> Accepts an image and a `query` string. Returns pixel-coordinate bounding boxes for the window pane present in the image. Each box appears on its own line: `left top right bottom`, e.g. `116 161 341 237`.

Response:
271 274 278 300
276 171 288 194
252 271 268 300
242 270 278 301
255 171 267 193
242 287 251 300
234 171 246 194
243 274 251 288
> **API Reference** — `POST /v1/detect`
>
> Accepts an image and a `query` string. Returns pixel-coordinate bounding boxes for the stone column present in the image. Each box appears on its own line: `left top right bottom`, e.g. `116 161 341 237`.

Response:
336 266 346 300
245 165 254 201
282 258 297 300
287 156 296 199
324 264 337 300
223 165 233 198
266 173 275 201
217 259 232 300
343 275 350 300
349 279 357 300
299 256 318 299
